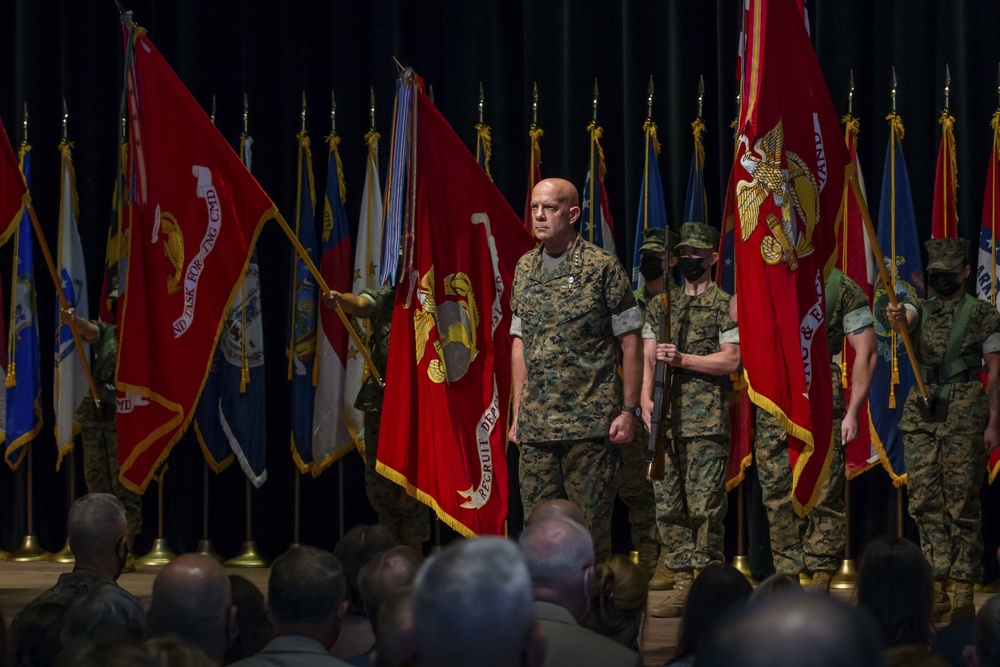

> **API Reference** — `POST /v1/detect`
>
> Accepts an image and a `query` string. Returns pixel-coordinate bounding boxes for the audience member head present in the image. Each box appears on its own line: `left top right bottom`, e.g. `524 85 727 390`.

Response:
579 555 648 649
144 636 218 667
374 587 417 667
413 537 542 667
267 545 349 650
226 575 270 663
524 499 587 529
857 536 934 648
966 594 1000 667
61 586 148 653
12 603 66 667
519 516 595 619
148 554 235 664
748 573 802 604
359 546 424 636
696 593 884 667
67 493 128 579
333 524 396 615
674 562 752 662
59 639 156 667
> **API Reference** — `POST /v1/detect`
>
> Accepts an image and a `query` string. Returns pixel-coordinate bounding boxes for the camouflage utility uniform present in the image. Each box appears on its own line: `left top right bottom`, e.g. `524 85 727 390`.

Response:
898 295 1000 584
511 235 642 556
755 269 873 577
354 288 429 550
643 281 737 570
8 570 124 640
75 322 142 547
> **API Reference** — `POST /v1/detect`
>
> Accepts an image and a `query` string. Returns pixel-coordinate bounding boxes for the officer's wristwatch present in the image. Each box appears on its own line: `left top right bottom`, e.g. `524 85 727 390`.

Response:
622 405 641 418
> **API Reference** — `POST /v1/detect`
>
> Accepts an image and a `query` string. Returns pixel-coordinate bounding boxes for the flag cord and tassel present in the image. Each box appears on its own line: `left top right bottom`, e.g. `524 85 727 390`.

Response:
25 204 101 407
274 211 383 387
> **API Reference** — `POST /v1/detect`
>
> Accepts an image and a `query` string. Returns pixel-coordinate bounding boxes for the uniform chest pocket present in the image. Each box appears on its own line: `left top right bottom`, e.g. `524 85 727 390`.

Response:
678 309 720 356
520 276 607 329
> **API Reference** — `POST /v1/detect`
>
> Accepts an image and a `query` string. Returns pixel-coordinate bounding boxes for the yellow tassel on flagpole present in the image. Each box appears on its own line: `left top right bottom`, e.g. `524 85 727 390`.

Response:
889 331 899 409
5 362 15 388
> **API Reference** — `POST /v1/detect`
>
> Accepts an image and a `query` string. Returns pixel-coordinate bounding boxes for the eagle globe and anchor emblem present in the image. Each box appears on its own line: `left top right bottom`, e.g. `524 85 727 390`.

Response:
413 265 480 384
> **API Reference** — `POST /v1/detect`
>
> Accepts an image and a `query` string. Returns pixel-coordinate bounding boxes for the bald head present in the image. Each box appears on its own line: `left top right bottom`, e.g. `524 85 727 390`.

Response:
533 178 579 208
67 494 127 574
359 546 423 635
519 517 594 618
149 554 232 662
530 178 581 252
526 499 587 528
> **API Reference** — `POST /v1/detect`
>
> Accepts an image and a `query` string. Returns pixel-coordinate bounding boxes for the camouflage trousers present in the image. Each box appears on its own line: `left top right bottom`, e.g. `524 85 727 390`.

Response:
80 420 142 544
364 410 430 550
618 427 658 547
755 410 844 575
654 436 728 569
903 429 986 582
519 437 622 558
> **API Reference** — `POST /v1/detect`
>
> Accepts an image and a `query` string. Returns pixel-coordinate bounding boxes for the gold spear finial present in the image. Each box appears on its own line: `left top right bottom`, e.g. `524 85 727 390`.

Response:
210 94 216 125
330 89 337 135
370 86 376 131
646 76 654 120
301 91 307 132
62 99 69 140
943 63 951 112
243 92 248 135
532 82 538 126
697 74 705 119
891 66 897 113
848 69 855 115
478 81 484 125
592 78 599 123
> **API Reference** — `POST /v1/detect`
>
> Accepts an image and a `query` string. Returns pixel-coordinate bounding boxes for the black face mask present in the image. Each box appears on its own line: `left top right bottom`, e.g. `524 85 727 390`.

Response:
638 255 664 281
927 271 964 297
678 256 708 282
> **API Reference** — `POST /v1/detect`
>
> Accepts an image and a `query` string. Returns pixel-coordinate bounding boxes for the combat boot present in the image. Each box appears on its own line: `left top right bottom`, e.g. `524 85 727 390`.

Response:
649 548 675 591
932 580 951 623
810 570 832 593
637 542 660 578
650 569 693 618
951 581 976 622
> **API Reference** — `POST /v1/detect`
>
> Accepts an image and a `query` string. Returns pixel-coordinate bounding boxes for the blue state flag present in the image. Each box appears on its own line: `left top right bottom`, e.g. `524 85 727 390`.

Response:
194 134 267 486
289 132 319 472
5 143 42 469
869 116 923 485
581 121 616 255
683 119 708 225
631 123 668 290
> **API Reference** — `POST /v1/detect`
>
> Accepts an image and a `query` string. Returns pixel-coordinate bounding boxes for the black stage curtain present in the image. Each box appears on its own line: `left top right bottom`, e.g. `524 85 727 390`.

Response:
2 1 999 575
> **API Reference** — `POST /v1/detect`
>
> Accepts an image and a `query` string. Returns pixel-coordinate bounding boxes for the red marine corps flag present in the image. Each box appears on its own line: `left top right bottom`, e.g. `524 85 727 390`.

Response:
116 25 276 492
734 0 850 515
0 120 27 245
378 72 534 536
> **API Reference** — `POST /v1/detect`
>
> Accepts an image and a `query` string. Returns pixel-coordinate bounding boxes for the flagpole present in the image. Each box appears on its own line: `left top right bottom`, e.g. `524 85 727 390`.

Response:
11 448 50 561
136 464 176 566
992 68 999 307
50 448 76 563
224 478 266 567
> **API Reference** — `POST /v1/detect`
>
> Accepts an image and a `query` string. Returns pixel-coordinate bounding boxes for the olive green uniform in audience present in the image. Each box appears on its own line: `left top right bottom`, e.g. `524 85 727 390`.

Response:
75 321 142 547
642 223 736 571
512 235 642 557
9 570 121 641
755 269 873 576
354 288 429 551
897 240 1000 585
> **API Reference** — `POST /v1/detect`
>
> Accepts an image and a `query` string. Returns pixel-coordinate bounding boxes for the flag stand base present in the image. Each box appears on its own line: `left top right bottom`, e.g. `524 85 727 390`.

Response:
731 555 755 584
799 573 812 586
11 535 51 562
946 579 984 593
195 539 224 563
830 558 857 589
137 538 176 567
224 541 267 568
983 579 1000 594
49 538 75 563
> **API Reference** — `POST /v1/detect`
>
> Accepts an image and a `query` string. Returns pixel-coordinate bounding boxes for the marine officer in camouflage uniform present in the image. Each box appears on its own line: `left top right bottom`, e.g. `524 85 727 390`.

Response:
754 267 877 591
642 221 740 617
886 237 1000 622
60 296 142 560
323 288 429 552
623 227 675 576
509 177 644 559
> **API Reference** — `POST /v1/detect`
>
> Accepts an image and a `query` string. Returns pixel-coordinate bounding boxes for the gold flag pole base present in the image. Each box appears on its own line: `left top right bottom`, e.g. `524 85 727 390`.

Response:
946 579 984 593
224 541 267 568
983 579 1000 594
136 538 177 567
830 558 858 589
0 550 10 561
11 535 51 562
195 539 224 563
799 573 812 586
49 538 75 564
731 555 755 584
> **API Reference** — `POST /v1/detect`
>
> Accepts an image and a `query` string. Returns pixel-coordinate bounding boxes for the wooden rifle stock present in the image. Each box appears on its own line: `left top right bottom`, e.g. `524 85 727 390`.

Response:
646 291 671 481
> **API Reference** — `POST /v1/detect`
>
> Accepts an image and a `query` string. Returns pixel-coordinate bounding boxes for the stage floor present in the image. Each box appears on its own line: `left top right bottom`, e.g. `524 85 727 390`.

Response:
0 561 994 666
